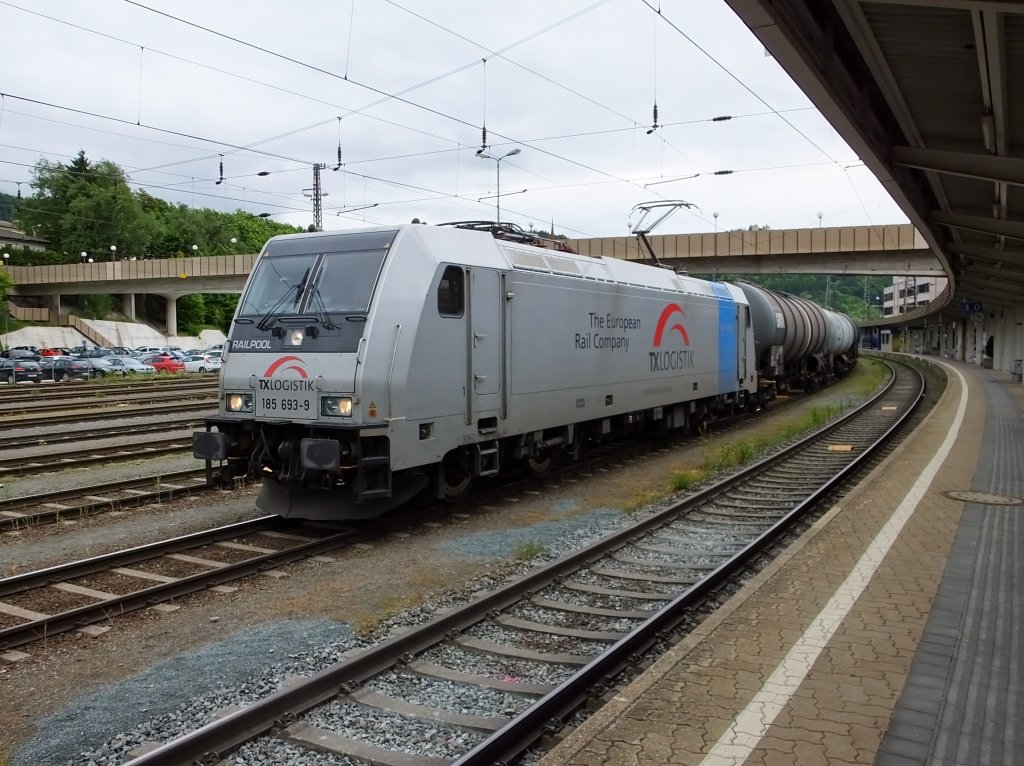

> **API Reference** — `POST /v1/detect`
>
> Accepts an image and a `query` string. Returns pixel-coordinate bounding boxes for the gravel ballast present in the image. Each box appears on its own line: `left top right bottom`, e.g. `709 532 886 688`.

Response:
0 364 884 765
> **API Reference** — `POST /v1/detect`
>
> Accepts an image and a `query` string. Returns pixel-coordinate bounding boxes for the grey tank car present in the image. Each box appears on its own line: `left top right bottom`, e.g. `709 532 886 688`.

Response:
193 223 858 520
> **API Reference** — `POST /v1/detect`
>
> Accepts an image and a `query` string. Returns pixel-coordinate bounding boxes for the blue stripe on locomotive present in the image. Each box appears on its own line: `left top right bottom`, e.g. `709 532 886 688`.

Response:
711 283 737 393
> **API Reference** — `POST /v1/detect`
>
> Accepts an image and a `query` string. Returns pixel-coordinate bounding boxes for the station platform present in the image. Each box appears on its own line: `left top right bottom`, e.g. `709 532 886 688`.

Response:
538 358 1022 766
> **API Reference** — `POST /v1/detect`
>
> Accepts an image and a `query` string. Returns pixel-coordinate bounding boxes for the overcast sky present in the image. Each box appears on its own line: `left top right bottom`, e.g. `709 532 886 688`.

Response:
0 0 910 239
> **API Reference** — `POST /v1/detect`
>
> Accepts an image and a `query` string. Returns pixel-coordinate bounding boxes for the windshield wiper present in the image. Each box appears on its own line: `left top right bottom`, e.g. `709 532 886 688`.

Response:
310 287 336 330
256 282 302 332
256 267 312 332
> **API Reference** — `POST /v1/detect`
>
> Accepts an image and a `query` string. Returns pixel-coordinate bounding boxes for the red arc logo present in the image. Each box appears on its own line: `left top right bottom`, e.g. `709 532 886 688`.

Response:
652 303 690 347
263 355 308 378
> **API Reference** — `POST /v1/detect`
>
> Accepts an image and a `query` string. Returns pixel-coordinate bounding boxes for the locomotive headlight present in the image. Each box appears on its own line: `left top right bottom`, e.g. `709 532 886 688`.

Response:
321 396 353 417
284 328 305 347
226 393 253 413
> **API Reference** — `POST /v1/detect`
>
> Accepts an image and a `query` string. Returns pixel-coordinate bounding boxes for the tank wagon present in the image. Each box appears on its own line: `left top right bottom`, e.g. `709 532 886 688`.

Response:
738 283 859 394
193 224 857 520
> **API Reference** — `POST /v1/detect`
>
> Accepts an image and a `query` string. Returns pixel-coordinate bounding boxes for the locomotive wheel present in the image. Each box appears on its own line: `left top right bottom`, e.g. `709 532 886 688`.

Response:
523 454 554 476
440 449 474 499
523 445 563 477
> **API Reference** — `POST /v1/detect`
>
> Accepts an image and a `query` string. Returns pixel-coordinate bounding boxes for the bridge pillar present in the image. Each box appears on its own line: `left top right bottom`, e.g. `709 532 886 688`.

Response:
48 294 61 319
122 293 136 320
164 295 178 337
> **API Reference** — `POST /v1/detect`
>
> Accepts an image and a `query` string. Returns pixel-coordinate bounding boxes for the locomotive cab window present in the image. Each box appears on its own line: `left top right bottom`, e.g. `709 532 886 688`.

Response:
238 230 395 318
437 266 464 317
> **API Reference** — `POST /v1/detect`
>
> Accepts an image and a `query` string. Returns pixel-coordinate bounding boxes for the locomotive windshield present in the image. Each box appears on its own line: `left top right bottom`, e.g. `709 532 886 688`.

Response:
238 230 395 318
237 253 317 316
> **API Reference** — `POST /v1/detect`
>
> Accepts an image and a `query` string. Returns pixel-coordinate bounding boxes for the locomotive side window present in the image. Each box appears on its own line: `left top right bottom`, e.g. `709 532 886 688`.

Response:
437 266 464 317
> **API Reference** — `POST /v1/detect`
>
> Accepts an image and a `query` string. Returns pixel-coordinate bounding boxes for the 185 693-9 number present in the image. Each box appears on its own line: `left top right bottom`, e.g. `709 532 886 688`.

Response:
261 397 311 412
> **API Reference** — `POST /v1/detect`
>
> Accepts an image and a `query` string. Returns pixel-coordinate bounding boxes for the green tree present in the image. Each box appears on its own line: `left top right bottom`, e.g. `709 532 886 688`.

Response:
0 191 18 221
177 294 207 335
15 151 157 257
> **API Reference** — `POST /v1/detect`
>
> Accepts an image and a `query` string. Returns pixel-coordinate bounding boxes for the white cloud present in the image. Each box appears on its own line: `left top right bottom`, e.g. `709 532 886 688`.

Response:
0 0 908 238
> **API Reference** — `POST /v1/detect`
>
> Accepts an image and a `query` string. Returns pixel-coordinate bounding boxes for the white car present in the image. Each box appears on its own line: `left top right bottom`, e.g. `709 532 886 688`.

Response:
102 356 157 375
184 354 222 373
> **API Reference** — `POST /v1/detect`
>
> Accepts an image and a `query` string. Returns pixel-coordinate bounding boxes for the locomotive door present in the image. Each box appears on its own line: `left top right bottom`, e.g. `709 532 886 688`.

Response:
467 268 504 420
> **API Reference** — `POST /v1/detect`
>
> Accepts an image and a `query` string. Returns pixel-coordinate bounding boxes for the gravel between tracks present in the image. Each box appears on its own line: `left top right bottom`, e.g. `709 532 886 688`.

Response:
0 367 880 765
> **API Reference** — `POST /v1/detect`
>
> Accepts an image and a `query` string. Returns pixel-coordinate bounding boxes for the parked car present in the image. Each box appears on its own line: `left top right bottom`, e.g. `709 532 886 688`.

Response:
108 346 138 357
184 354 222 373
75 347 113 359
41 357 98 381
142 355 185 374
89 358 123 376
135 345 168 356
39 347 72 357
1 348 41 361
0 357 43 384
101 356 156 375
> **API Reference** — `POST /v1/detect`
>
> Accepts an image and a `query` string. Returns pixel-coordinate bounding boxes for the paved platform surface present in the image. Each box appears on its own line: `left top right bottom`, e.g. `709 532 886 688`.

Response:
538 358 1022 766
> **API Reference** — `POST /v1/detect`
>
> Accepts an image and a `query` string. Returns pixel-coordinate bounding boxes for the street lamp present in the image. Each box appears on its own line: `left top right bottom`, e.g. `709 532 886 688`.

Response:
817 211 823 228
110 244 117 261
477 148 521 224
81 252 88 264
1 253 8 346
230 237 237 253
192 244 199 256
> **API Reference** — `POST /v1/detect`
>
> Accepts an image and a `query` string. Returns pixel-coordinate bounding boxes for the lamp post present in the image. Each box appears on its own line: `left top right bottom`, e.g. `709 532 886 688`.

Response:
81 252 88 264
2 253 8 346
477 148 521 224
110 244 117 262
230 237 237 254
817 211 823 228
192 244 199 256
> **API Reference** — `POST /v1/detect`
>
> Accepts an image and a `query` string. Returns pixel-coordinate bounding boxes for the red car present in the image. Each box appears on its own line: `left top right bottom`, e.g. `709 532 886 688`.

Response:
143 354 185 374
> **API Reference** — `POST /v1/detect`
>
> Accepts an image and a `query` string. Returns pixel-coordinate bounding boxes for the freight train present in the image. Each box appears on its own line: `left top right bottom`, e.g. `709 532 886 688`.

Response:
193 222 858 520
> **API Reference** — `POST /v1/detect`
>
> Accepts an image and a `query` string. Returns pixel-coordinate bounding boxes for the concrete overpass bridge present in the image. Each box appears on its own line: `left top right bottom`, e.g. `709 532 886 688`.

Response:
3 223 931 337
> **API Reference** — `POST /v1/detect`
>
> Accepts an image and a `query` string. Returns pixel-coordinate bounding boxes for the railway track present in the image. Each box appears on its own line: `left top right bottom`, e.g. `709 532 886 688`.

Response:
0 376 217 403
99 358 926 765
1 399 216 428
0 384 216 416
0 434 195 477
0 468 212 532
0 419 205 451
0 517 370 651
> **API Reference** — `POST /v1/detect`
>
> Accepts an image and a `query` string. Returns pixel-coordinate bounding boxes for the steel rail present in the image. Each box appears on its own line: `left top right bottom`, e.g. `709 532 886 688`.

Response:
0 516 347 650
128 360 924 766
0 420 205 450
0 435 194 476
0 377 217 403
0 468 210 531
0 387 216 415
2 401 216 429
455 362 926 765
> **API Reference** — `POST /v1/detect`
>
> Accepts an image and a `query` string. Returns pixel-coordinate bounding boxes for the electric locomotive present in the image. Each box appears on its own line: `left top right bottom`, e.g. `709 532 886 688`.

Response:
193 223 854 520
